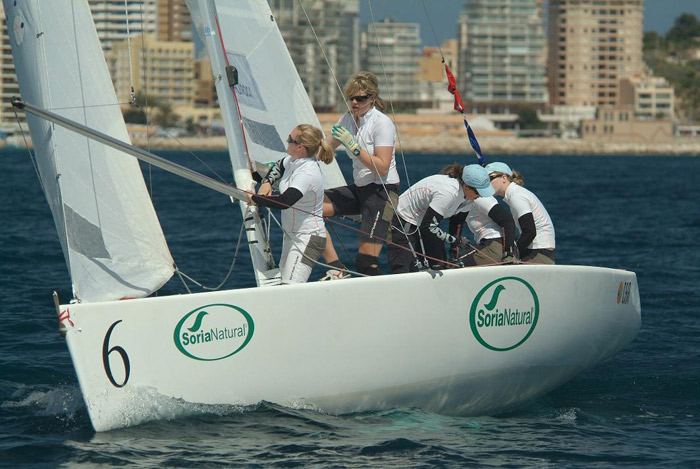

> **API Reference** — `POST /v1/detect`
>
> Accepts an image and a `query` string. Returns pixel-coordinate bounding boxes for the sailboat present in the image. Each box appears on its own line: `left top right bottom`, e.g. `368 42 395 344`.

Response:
4 0 640 432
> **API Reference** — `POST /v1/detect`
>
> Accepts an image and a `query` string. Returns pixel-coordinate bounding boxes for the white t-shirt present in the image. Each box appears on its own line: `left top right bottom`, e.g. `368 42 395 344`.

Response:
455 196 502 244
278 155 326 236
503 183 555 249
336 107 399 186
397 175 466 226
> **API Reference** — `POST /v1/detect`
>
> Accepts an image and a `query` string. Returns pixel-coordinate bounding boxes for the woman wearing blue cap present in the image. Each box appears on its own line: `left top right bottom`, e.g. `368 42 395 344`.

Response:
485 162 556 264
387 164 513 273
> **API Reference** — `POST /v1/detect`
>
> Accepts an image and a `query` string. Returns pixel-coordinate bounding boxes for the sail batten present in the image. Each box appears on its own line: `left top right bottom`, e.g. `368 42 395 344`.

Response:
4 0 174 302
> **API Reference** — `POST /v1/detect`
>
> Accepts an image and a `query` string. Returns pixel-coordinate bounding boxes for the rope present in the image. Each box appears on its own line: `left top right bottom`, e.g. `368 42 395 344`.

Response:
123 0 136 105
175 208 248 291
296 0 422 265
266 210 368 278
364 0 434 266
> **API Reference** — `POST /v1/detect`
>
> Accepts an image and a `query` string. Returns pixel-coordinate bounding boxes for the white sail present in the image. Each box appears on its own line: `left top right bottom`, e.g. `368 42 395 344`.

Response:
190 0 347 189
4 0 174 302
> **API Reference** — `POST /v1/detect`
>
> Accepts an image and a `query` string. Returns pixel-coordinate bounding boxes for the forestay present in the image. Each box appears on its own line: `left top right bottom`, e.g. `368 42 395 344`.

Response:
189 0 346 189
4 0 174 302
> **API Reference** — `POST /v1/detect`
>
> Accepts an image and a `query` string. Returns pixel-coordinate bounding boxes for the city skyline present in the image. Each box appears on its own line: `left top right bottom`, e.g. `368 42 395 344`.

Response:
358 0 700 46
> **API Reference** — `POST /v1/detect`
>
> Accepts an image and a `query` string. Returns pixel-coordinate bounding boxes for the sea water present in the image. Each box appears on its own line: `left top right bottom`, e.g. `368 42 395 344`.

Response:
1 149 698 467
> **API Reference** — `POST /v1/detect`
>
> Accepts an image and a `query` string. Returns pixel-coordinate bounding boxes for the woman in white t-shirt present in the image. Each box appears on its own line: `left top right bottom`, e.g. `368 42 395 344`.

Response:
250 124 334 283
320 71 400 279
485 162 556 264
388 164 513 272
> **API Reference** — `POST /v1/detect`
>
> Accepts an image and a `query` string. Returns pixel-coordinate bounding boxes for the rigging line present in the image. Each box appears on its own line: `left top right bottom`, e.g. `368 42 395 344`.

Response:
420 0 446 61
134 0 155 195
296 0 414 262
266 210 368 278
174 269 193 294
153 127 231 184
12 108 43 191
364 0 429 264
327 219 354 265
296 0 350 116
42 102 134 111
251 191 459 268
123 0 136 105
175 207 248 291
366 0 411 190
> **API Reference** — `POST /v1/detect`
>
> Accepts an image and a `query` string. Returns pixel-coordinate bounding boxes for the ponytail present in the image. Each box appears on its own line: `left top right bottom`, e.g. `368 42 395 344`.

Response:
294 124 335 164
510 170 524 186
441 163 464 179
317 139 334 164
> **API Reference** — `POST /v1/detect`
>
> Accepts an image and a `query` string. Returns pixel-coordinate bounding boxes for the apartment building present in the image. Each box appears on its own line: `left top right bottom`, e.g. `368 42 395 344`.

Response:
547 0 644 108
89 0 157 55
270 0 360 112
458 0 548 114
0 2 22 130
620 75 674 119
156 0 191 43
361 18 422 108
111 34 194 108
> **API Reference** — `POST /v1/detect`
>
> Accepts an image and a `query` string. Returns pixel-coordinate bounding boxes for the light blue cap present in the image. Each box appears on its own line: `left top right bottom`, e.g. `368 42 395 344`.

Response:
484 162 513 176
462 164 495 197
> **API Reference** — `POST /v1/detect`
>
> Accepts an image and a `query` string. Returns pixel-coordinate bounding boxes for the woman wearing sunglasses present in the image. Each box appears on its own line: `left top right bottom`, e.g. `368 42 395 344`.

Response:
320 71 400 279
249 124 334 284
387 164 513 273
485 162 556 264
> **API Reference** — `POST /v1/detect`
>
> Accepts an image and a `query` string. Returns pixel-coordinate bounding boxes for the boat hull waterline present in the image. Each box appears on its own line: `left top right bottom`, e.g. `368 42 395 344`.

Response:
60 264 640 432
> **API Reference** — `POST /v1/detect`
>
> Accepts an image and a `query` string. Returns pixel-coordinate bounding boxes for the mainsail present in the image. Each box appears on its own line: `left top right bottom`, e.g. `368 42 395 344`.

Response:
188 0 346 189
4 0 174 302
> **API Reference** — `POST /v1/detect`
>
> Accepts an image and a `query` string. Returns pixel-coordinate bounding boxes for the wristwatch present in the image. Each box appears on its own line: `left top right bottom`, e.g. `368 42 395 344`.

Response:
352 148 360 156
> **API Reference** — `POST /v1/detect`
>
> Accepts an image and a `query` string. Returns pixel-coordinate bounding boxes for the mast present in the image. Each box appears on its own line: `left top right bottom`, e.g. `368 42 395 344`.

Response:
189 0 279 286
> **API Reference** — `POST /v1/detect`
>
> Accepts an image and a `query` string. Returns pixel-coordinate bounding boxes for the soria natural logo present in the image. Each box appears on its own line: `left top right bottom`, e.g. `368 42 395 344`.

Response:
470 277 539 351
174 304 254 361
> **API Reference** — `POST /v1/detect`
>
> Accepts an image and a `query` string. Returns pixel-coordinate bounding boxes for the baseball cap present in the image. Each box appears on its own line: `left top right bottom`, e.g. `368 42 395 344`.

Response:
484 162 513 176
462 164 495 197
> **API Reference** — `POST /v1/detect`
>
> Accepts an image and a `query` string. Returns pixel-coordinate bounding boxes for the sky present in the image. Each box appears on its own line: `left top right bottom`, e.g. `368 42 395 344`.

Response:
358 0 700 47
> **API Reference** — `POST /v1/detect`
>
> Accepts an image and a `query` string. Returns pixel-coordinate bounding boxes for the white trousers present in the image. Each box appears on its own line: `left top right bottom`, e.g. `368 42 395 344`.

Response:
280 232 326 284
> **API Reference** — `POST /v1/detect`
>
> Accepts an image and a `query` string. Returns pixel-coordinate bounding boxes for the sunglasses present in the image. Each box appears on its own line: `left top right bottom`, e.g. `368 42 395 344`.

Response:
349 94 372 103
489 174 503 181
287 135 300 145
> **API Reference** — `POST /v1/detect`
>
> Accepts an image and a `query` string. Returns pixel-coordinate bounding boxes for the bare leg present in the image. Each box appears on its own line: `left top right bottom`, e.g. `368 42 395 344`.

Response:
322 195 341 264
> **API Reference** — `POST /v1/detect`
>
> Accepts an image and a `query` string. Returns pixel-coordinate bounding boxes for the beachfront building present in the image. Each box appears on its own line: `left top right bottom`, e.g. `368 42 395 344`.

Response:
580 107 673 142
156 0 191 43
270 0 360 112
416 39 459 111
457 0 548 115
547 0 644 109
361 18 422 109
111 34 195 108
89 0 158 55
0 2 23 132
620 75 674 120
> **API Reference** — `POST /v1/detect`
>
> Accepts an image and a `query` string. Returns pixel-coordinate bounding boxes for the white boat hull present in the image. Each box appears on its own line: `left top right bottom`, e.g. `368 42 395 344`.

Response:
61 264 640 431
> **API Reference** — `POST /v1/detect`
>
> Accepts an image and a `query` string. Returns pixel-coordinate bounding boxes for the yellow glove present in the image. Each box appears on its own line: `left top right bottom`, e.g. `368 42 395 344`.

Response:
332 125 360 156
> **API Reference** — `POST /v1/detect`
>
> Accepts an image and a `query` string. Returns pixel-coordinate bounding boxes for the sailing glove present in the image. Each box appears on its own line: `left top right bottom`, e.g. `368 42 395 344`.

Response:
332 125 360 156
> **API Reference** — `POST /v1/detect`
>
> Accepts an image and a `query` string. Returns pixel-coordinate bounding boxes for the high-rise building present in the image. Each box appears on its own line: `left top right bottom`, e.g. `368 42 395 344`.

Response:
0 2 23 129
111 34 194 108
547 0 644 108
361 18 422 108
89 0 157 55
269 0 360 112
156 0 191 43
458 0 548 114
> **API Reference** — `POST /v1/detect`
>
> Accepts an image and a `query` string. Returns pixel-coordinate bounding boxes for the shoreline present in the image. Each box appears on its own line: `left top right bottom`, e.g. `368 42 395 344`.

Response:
4 111 699 155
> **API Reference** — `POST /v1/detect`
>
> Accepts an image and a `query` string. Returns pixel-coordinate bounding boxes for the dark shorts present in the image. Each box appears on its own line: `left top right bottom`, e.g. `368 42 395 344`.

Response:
387 214 447 273
325 183 399 243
